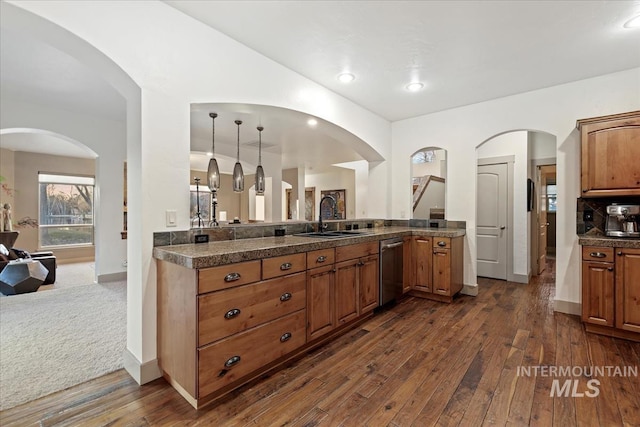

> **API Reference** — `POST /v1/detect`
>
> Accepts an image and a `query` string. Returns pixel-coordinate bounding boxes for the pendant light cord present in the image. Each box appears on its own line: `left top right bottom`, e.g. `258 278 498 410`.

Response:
209 112 217 156
257 126 263 165
235 120 242 161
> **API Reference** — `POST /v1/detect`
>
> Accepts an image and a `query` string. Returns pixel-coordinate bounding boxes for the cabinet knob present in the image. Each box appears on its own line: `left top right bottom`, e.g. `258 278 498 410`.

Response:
224 272 241 282
280 292 292 302
316 255 327 263
589 252 607 258
438 241 446 247
608 267 614 271
224 355 241 368
280 332 292 343
224 308 241 319
617 251 623 256
280 262 292 270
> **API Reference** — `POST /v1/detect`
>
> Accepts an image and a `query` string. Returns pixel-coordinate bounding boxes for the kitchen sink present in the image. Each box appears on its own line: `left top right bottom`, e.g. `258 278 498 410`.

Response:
295 230 369 238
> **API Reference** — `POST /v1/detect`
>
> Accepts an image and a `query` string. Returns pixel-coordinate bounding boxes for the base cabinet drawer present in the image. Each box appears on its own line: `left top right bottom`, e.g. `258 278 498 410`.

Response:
198 272 306 346
198 310 306 397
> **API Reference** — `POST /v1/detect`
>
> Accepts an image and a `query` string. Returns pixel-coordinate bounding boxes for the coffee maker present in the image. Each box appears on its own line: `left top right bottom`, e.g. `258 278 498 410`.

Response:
606 204 640 237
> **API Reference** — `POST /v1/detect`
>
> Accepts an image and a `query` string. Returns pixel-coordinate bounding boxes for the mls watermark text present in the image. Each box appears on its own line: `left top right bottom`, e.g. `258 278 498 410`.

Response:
516 365 638 398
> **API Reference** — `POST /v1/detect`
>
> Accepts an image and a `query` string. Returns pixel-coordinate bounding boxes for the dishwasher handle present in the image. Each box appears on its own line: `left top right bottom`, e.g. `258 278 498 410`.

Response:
381 241 404 250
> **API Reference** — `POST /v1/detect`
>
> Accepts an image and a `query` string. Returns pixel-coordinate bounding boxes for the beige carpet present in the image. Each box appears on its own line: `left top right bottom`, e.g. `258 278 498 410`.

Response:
0 278 126 410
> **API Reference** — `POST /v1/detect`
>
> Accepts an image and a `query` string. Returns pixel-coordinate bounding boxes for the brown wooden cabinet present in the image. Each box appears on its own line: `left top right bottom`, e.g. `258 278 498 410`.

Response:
310 242 379 338
581 245 640 341
412 236 432 293
615 248 640 334
359 254 379 313
402 236 413 293
577 111 640 197
408 235 463 303
306 264 335 340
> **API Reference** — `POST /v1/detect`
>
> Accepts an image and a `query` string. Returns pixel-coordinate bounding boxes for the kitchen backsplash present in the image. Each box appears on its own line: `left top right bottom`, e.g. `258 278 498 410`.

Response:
576 197 640 235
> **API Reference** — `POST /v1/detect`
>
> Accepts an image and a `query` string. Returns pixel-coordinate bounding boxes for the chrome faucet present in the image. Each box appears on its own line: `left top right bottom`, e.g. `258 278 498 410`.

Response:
318 195 337 233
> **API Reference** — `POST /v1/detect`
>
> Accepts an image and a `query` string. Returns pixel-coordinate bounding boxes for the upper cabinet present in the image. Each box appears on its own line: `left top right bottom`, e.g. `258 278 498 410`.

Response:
577 111 640 197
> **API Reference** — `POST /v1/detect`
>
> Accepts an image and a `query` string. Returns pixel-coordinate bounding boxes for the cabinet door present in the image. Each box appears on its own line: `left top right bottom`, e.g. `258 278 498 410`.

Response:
615 249 640 333
335 260 359 325
582 261 615 327
413 237 432 293
359 255 379 314
306 265 335 340
432 248 451 296
584 126 640 194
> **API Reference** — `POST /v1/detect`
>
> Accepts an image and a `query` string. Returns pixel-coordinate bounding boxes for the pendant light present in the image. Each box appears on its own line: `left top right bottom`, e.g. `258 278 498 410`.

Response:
232 119 244 192
255 126 266 195
207 113 220 191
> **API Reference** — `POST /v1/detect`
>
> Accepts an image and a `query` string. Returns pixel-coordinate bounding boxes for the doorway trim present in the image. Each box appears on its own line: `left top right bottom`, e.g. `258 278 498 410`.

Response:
530 158 557 277
477 155 516 282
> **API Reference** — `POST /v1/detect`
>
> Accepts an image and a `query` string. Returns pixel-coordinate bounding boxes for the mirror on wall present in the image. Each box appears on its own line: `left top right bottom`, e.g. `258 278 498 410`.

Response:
411 147 447 219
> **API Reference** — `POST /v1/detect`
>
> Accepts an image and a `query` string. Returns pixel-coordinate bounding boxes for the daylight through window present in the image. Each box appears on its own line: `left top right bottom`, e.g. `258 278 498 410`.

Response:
38 173 95 247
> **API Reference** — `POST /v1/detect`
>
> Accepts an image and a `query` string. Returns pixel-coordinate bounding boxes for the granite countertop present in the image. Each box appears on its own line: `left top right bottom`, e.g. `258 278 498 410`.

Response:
153 226 466 269
578 234 640 249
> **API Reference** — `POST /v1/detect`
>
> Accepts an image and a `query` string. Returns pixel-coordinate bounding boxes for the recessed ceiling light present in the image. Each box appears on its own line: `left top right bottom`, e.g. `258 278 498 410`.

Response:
337 72 355 83
406 82 424 92
307 118 318 126
624 15 640 28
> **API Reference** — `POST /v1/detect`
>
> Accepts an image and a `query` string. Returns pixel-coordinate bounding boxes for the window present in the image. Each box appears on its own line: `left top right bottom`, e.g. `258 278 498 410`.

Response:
546 184 557 212
38 173 95 247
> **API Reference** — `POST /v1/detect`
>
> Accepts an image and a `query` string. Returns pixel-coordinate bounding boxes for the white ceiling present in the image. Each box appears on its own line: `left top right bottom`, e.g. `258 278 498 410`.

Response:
166 0 640 121
1 1 639 167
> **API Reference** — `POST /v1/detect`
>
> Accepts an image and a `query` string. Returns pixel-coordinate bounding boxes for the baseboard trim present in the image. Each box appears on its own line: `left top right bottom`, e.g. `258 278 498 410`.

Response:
512 273 530 284
123 349 162 385
98 271 127 283
554 299 581 316
461 283 478 296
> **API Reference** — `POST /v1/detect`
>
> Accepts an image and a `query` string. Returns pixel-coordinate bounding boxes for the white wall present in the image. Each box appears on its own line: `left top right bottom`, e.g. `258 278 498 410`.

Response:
393 68 640 312
4 0 391 383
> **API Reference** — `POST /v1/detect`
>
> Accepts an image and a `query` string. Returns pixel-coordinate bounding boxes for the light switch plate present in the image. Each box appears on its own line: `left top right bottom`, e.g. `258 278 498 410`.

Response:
166 210 177 227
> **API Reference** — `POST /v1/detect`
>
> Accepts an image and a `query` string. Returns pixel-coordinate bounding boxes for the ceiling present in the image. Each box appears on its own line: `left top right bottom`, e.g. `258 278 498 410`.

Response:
166 0 640 121
1 1 639 167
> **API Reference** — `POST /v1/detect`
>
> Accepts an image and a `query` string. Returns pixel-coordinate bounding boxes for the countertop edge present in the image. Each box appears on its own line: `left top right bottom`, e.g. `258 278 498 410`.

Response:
577 234 640 249
153 227 466 269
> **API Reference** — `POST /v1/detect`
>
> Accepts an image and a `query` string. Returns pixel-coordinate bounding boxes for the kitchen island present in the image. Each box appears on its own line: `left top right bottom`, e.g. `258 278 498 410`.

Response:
153 225 466 408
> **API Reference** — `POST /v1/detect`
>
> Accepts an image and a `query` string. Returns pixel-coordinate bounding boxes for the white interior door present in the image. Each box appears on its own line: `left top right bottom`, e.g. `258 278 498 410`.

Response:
477 163 508 280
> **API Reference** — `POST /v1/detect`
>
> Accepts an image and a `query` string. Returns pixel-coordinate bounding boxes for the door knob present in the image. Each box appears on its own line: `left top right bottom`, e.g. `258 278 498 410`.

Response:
500 226 506 230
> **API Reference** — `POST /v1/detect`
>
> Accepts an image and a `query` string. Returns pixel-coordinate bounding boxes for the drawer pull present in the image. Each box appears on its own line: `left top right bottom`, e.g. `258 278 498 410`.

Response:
589 252 607 258
280 292 292 302
608 267 614 271
224 308 241 319
224 272 241 282
618 251 623 256
437 241 446 247
280 262 292 271
224 355 241 368
316 255 327 263
280 332 292 343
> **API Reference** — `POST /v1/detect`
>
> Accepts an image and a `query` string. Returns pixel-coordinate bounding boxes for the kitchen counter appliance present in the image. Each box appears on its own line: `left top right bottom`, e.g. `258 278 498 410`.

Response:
606 204 640 238
379 237 404 308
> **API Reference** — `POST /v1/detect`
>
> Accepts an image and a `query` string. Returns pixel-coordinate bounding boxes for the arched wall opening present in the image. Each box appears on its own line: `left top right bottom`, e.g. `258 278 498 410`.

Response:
0 128 99 269
475 129 557 285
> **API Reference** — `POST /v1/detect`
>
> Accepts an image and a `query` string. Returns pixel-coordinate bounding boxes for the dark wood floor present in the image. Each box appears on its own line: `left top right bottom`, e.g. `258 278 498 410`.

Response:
1 261 638 426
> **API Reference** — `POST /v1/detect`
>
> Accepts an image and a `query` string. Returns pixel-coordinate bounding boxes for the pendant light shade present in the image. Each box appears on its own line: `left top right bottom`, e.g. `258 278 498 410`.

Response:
207 113 220 191
233 120 244 193
255 126 265 195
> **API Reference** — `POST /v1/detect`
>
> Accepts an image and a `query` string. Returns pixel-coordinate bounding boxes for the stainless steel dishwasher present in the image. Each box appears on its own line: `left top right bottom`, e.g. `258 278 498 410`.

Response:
379 237 404 308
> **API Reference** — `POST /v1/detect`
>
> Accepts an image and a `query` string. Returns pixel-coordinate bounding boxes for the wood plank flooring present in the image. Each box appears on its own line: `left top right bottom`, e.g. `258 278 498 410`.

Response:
1 260 638 426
